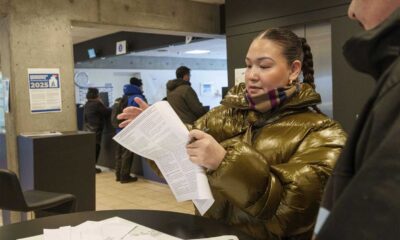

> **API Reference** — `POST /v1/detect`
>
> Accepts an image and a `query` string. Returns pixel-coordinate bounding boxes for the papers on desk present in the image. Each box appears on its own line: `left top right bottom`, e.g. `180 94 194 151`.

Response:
113 101 214 215
17 217 238 240
18 217 180 240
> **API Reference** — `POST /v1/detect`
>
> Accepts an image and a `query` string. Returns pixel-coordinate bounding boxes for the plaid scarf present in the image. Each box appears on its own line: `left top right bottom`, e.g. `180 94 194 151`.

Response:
246 83 301 113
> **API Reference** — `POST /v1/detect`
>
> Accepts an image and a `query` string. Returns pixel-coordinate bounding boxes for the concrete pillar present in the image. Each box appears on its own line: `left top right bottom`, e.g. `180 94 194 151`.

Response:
0 0 221 223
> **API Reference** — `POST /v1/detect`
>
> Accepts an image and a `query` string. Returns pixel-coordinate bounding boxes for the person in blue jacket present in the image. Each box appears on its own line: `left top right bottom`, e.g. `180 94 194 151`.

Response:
113 77 147 183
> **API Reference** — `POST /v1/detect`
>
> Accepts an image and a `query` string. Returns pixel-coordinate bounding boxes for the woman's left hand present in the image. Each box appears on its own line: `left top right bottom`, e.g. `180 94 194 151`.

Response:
187 129 226 170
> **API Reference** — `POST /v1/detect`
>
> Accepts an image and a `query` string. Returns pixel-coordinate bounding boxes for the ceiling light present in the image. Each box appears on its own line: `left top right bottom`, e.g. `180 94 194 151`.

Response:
185 50 210 54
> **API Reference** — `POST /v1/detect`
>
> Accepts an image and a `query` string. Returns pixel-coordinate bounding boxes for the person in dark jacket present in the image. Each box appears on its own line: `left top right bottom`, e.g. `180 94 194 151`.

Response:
114 77 147 183
315 2 400 239
83 87 110 173
166 66 207 124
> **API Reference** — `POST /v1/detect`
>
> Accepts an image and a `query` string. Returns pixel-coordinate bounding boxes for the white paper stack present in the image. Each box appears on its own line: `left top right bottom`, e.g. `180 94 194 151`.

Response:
17 217 238 240
18 217 180 240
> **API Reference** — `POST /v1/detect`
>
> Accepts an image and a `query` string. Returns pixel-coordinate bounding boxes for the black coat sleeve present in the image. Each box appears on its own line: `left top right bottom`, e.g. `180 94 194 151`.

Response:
316 81 400 240
184 87 207 118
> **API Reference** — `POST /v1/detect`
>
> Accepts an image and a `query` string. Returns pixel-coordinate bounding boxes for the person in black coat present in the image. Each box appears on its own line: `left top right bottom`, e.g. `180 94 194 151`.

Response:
84 87 110 173
315 2 400 239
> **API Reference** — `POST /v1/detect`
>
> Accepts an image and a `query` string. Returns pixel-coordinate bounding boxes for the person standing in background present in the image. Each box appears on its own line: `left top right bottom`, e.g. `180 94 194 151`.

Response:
83 87 110 174
112 77 147 183
166 66 207 124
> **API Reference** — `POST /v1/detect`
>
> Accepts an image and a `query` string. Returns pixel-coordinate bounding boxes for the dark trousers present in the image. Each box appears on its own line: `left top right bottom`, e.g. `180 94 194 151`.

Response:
95 143 101 164
115 144 134 179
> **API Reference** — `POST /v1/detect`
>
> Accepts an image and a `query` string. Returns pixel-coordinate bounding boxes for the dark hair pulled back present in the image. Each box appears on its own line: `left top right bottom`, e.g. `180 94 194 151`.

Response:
256 28 321 113
257 28 315 89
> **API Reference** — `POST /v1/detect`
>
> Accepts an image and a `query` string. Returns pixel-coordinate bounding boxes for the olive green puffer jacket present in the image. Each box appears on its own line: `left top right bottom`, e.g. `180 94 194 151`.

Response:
192 83 347 240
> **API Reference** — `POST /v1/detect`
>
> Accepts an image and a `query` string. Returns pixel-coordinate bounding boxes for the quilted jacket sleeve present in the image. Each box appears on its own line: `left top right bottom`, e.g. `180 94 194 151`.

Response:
207 120 346 234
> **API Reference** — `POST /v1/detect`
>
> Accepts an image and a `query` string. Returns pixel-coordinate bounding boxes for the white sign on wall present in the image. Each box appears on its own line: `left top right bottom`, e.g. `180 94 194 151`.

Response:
116 40 127 55
28 68 62 113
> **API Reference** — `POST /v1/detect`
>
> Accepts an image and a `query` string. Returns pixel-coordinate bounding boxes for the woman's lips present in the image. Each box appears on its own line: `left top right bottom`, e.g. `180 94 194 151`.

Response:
247 86 263 95
248 86 262 91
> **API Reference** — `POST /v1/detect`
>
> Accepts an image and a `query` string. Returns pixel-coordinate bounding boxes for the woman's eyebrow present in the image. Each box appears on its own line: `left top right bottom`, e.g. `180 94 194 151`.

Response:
256 57 274 62
245 56 274 62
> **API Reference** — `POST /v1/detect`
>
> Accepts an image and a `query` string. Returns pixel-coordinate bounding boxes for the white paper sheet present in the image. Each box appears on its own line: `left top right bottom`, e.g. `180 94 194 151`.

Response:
113 101 214 215
43 226 71 240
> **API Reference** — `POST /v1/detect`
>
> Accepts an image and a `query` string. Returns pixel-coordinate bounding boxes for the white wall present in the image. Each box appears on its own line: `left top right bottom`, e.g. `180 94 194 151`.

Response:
74 69 228 109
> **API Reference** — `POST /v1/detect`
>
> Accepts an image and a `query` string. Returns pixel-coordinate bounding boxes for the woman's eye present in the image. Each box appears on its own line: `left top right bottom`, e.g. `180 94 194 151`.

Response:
246 65 252 69
260 65 271 69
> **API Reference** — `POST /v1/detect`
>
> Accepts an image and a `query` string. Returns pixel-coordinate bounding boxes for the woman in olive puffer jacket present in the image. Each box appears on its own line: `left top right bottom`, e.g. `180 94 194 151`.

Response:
118 28 347 240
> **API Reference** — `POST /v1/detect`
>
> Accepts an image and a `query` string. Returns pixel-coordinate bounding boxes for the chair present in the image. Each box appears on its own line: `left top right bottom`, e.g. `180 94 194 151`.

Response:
0 169 76 216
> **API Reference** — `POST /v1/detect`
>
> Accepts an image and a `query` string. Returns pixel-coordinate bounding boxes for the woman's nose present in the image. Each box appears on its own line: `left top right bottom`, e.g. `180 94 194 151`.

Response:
246 67 259 81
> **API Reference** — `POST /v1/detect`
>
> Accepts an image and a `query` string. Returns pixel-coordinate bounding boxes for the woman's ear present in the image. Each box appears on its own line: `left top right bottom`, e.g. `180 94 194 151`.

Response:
289 60 302 82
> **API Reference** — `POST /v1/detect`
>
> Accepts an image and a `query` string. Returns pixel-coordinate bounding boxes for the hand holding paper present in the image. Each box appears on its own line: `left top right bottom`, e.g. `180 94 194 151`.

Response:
187 129 226 170
113 101 214 215
117 97 149 128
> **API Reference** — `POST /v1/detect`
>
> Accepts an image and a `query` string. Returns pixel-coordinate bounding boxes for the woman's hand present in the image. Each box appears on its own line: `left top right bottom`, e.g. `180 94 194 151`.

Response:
117 97 149 128
187 129 226 170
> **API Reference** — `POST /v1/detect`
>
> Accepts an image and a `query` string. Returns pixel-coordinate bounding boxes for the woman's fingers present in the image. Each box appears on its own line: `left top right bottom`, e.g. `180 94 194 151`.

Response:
115 100 147 128
188 129 207 140
117 107 143 128
188 155 201 165
118 119 133 128
187 147 201 157
122 106 143 116
187 130 226 170
188 129 208 147
134 97 149 110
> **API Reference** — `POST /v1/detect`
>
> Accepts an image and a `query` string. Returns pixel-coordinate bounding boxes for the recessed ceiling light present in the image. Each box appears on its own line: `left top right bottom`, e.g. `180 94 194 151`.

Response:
185 50 210 54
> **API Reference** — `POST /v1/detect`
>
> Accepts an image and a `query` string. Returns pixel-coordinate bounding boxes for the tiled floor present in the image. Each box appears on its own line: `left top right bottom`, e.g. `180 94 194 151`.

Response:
95 170 195 214
0 170 194 227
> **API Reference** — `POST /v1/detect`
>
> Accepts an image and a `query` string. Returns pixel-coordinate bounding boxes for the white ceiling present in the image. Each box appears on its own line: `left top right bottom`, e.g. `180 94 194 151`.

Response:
129 38 227 59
